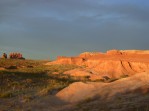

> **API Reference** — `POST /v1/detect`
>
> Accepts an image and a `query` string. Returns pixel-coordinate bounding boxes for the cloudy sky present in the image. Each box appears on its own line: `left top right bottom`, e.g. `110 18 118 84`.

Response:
0 0 149 59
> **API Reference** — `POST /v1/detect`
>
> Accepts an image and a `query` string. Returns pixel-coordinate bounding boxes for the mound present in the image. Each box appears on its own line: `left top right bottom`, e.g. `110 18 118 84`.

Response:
56 72 149 103
63 68 102 80
0 67 5 70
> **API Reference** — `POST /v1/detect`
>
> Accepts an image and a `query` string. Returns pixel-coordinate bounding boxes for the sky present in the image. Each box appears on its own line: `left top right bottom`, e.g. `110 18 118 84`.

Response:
0 0 149 60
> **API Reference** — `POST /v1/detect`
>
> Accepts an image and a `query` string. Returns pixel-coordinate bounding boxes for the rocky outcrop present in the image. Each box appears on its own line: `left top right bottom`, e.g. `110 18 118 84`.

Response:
120 50 149 55
106 49 122 55
79 52 103 58
84 60 149 78
46 50 149 79
107 49 149 55
47 56 85 66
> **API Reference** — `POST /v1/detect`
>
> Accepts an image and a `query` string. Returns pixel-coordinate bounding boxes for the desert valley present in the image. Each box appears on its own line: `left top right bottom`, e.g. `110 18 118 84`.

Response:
0 49 149 111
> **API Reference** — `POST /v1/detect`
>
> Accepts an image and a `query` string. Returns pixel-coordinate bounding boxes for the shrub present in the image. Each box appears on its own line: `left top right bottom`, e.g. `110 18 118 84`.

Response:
0 91 13 98
120 75 129 78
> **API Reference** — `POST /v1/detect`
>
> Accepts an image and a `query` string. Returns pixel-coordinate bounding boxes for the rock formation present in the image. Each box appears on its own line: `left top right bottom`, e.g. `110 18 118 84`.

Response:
56 72 149 103
46 50 149 79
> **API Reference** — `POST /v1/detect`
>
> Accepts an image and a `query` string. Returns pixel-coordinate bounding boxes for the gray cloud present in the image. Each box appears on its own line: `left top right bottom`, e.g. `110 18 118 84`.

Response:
0 0 149 59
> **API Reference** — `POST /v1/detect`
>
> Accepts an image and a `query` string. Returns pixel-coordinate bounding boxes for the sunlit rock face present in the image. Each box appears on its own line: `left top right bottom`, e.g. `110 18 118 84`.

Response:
46 50 149 79
56 72 149 103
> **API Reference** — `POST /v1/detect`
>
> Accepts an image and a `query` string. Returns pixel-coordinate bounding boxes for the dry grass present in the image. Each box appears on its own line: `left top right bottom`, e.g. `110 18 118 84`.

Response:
0 59 81 110
1 59 148 111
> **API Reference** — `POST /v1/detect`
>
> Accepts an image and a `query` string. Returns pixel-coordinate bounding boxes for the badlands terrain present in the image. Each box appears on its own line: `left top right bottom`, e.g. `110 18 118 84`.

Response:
0 50 149 111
